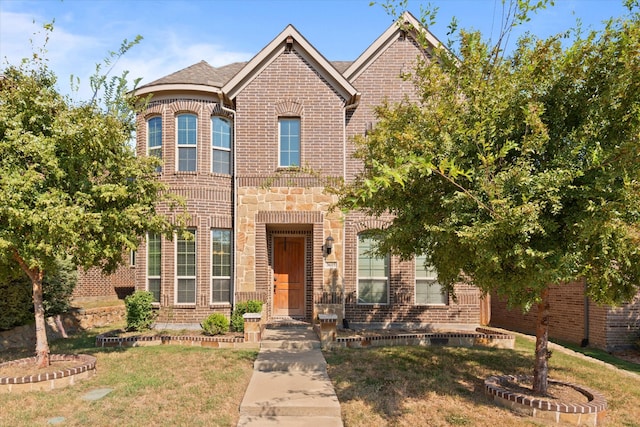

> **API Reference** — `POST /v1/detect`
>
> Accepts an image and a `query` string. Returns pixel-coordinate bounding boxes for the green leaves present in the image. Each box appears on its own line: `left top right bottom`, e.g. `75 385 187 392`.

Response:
337 4 640 311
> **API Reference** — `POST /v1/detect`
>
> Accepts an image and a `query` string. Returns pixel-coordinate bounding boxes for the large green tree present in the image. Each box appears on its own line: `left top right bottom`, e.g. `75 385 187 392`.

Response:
337 3 640 394
0 32 182 367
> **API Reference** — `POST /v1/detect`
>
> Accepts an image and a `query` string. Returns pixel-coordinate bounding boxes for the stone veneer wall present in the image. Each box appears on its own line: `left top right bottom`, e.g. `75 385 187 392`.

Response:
236 186 343 321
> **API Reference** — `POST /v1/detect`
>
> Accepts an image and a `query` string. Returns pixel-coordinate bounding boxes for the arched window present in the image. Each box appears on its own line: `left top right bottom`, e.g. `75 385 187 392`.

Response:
212 117 232 174
177 114 197 171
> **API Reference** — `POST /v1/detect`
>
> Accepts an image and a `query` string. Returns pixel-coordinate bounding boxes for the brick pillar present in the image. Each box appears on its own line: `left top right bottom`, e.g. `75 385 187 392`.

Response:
243 313 262 343
318 313 337 349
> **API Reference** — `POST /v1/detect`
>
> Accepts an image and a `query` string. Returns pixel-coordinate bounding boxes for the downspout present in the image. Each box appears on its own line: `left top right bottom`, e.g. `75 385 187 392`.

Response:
582 278 590 347
342 98 360 328
220 103 237 309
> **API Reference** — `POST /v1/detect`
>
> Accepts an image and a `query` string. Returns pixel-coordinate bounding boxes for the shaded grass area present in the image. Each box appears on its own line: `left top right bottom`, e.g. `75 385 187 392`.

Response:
551 339 640 374
325 337 640 427
0 327 257 427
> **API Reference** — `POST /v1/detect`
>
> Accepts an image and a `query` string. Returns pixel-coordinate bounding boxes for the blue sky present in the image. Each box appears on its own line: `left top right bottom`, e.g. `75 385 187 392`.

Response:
0 0 632 100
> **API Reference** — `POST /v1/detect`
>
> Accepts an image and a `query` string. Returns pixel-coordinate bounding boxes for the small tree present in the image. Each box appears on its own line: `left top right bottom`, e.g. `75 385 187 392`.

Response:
0 27 183 367
337 2 640 395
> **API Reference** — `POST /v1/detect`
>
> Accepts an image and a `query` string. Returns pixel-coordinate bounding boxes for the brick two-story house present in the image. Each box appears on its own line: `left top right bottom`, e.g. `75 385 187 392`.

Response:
78 12 482 329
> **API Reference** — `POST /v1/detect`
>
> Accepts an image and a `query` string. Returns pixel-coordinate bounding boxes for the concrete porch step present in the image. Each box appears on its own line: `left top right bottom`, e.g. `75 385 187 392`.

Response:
254 348 327 372
238 371 341 418
237 415 343 427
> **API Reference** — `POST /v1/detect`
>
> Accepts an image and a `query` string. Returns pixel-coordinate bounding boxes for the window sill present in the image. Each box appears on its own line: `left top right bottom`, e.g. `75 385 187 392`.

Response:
173 304 197 309
209 303 232 308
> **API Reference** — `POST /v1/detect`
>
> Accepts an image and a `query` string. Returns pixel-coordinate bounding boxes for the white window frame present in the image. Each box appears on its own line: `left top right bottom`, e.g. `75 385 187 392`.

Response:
211 117 232 175
415 255 448 305
146 233 161 303
175 229 197 304
278 117 301 168
357 233 389 305
211 229 232 304
176 113 197 172
147 116 162 172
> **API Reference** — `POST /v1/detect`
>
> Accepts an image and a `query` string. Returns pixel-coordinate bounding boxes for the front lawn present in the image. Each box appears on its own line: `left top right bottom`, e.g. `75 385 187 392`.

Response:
0 327 257 427
325 336 640 427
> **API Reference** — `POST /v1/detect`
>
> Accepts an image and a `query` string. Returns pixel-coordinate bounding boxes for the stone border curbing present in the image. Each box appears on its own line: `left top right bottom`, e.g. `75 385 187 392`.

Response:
95 332 259 349
484 374 607 426
0 354 96 393
333 327 515 349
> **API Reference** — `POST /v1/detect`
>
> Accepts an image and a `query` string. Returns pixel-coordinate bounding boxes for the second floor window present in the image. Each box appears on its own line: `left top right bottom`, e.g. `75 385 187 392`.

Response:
147 116 162 172
177 114 197 172
212 117 232 174
279 117 300 168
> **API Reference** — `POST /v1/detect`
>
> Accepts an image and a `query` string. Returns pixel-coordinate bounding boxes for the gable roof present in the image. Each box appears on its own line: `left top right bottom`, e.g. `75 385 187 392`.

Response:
221 25 360 106
344 11 445 82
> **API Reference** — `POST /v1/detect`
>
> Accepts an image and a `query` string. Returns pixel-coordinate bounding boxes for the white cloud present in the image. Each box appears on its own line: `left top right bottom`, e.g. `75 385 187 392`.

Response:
1 9 252 101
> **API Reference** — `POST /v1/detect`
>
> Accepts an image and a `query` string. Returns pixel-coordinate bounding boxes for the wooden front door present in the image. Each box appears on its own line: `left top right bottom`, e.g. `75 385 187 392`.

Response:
273 236 305 316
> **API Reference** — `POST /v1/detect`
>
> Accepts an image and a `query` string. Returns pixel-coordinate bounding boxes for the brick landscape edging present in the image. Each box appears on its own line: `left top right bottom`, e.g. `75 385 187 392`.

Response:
0 354 97 392
484 374 607 426
95 332 258 349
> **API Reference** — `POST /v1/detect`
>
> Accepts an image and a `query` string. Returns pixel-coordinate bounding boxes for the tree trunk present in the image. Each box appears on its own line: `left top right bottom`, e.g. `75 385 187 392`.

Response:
533 287 550 395
12 251 50 368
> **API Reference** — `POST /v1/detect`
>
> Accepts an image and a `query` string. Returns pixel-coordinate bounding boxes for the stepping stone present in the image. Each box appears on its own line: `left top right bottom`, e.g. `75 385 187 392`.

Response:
47 417 65 425
81 388 114 401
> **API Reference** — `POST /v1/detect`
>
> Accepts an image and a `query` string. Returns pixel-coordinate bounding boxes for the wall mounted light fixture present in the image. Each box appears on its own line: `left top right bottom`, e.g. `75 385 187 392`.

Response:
323 235 334 257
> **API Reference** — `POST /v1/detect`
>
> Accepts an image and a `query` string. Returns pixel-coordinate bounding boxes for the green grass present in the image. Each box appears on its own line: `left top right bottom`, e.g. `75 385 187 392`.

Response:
325 336 640 427
550 339 640 374
0 327 257 427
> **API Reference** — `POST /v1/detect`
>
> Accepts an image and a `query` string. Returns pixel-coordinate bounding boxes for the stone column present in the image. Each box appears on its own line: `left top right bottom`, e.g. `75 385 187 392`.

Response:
318 313 337 349
243 313 262 343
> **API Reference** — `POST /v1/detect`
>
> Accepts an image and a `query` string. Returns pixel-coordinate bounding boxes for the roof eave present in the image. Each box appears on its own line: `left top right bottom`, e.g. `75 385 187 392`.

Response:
134 83 223 97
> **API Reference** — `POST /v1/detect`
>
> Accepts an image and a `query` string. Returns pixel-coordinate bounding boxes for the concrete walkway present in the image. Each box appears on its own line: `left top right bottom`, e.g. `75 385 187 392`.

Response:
237 325 343 427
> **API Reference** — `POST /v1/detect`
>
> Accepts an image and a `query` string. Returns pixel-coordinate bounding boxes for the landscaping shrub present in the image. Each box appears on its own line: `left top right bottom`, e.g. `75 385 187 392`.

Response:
0 256 77 330
124 290 156 331
201 313 230 335
231 300 263 332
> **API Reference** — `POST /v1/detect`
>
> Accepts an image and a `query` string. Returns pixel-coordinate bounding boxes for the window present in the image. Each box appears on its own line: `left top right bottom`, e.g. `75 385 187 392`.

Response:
147 116 162 172
212 117 232 174
357 234 388 304
176 229 196 303
177 114 197 171
211 229 231 303
129 249 137 267
415 255 447 305
147 233 161 303
278 117 300 167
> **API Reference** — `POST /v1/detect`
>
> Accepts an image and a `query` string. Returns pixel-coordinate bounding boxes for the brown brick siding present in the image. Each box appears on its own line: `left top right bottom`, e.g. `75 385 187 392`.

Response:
74 263 135 301
491 280 640 350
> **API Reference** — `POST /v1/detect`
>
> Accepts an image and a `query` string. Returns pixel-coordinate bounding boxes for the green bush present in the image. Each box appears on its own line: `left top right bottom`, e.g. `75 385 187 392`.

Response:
231 300 263 332
124 290 156 331
0 256 77 331
201 313 230 336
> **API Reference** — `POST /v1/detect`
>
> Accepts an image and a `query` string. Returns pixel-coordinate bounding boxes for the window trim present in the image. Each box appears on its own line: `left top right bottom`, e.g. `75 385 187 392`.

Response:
175 229 197 305
414 255 448 306
176 113 197 172
278 117 301 168
146 233 161 304
356 233 389 305
210 228 232 305
211 116 232 175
